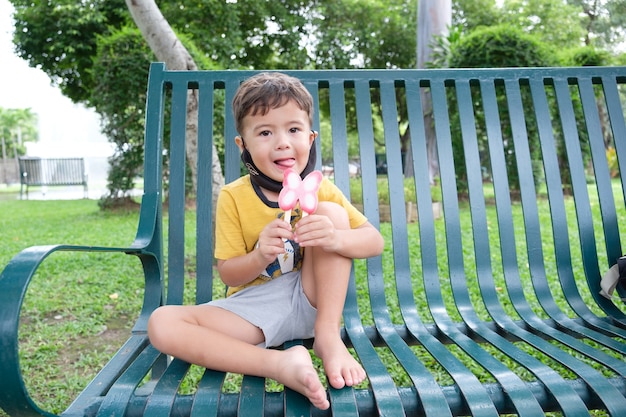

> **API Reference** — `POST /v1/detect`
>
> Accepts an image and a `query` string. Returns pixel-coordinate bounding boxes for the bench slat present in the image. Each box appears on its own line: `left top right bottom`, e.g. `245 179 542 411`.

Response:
96 346 162 416
166 80 190 306
143 358 192 416
195 79 217 305
189 369 226 417
328 78 408 416
238 376 265 417
64 335 150 417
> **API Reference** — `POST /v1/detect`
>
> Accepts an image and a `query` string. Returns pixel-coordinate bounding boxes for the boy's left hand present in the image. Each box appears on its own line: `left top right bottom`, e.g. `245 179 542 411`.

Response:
293 215 339 252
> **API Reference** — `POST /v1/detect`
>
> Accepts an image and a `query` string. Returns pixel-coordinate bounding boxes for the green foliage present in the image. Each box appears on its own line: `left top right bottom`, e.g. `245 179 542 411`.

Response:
0 108 38 158
501 0 584 49
10 0 130 104
158 0 417 70
90 27 153 205
159 0 311 69
566 0 626 50
9 0 625 208
449 24 556 68
428 25 464 69
452 0 500 31
90 26 221 204
562 46 613 66
607 147 620 178
313 0 417 69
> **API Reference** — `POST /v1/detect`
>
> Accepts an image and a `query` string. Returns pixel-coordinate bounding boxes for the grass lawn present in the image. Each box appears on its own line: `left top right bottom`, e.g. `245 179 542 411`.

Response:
0 183 625 415
0 200 143 415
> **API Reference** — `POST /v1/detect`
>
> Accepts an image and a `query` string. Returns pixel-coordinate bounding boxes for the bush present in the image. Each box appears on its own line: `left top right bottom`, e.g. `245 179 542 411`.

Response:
449 25 556 69
562 46 612 67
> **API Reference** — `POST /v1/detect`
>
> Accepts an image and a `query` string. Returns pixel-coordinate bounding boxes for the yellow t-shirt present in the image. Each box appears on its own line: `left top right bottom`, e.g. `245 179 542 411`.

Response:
215 175 368 296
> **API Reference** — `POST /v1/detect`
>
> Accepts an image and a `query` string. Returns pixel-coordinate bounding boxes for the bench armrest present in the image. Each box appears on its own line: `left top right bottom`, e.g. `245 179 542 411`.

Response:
0 243 159 417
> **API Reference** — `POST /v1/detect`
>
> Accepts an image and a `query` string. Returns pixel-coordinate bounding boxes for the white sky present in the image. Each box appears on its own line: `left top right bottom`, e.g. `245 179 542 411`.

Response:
0 0 111 158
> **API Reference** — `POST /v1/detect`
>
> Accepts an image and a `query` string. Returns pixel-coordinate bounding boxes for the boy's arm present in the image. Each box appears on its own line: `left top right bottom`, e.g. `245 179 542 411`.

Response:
216 254 266 288
295 219 384 260
217 218 294 287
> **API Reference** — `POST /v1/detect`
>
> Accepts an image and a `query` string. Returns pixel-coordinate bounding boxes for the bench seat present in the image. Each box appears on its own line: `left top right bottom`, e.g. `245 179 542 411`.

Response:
1 63 626 416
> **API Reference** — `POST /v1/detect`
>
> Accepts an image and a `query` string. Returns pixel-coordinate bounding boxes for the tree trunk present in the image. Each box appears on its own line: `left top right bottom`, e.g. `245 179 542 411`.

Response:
125 0 224 201
417 0 451 184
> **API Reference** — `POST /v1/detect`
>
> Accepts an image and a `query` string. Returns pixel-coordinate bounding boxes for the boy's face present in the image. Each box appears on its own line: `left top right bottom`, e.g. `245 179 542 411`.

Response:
236 99 315 184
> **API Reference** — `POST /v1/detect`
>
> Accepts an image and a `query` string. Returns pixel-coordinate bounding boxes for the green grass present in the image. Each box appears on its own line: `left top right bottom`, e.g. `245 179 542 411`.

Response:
0 200 143 415
1 183 625 415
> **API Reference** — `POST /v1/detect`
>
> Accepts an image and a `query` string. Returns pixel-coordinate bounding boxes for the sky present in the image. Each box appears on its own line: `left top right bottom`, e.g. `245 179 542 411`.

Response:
0 0 111 159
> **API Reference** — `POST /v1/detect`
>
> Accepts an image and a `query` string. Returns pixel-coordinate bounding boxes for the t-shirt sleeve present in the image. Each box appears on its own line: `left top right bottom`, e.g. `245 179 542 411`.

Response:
214 188 247 261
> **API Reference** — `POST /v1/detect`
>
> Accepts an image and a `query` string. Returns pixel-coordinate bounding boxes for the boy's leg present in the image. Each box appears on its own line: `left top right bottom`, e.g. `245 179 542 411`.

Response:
300 202 367 389
148 304 330 409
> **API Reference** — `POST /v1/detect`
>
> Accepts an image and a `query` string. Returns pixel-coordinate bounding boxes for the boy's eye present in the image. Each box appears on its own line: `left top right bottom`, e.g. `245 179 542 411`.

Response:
289 127 301 133
259 130 271 136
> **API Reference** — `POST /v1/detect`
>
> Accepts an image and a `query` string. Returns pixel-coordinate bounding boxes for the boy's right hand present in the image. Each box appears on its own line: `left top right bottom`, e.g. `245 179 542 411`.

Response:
255 219 294 263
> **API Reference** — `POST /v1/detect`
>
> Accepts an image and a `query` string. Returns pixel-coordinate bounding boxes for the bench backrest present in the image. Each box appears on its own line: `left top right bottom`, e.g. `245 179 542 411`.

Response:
139 63 626 324
19 157 86 186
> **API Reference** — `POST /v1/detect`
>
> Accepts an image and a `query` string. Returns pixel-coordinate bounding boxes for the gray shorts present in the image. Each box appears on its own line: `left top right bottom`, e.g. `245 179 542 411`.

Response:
207 271 317 348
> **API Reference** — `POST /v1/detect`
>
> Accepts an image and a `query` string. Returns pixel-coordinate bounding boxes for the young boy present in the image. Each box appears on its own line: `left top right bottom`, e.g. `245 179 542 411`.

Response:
147 72 384 410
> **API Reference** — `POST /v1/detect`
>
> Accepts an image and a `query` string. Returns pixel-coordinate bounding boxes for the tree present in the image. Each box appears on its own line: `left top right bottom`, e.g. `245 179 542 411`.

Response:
0 108 38 185
125 0 224 202
10 0 129 104
452 0 499 32
566 0 626 50
501 0 584 49
313 0 417 69
0 107 38 159
417 0 451 183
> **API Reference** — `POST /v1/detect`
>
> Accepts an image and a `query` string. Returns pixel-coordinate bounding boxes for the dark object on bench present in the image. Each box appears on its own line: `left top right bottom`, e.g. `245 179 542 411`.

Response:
19 157 88 199
1 63 626 416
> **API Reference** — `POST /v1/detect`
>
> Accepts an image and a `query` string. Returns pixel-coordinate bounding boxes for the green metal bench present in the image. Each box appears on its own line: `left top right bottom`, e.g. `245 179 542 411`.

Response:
18 157 88 200
1 63 626 416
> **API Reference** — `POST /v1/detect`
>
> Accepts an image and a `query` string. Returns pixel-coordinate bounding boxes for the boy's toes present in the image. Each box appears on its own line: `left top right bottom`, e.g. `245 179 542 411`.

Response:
351 366 366 385
327 371 346 389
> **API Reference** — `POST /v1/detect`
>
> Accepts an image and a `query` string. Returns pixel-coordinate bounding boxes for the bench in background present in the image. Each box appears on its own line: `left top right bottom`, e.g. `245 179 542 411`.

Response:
1 63 626 416
19 157 88 199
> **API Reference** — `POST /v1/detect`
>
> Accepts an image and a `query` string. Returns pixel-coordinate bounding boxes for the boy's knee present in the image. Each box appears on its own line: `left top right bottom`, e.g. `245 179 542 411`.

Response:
147 306 173 350
315 202 349 228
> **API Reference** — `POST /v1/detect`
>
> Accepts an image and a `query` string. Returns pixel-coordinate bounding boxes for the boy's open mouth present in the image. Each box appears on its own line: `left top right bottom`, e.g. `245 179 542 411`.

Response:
274 158 295 169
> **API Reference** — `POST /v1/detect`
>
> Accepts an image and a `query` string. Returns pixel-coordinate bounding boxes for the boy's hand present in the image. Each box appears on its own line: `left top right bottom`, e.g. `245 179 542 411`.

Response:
256 219 293 263
293 215 339 252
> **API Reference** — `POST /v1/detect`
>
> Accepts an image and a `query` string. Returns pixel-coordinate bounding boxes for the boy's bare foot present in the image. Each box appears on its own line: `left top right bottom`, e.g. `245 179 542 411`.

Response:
275 346 329 410
313 332 366 389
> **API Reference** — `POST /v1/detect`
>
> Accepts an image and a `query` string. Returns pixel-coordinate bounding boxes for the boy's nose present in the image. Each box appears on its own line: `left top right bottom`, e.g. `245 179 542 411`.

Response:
274 133 291 149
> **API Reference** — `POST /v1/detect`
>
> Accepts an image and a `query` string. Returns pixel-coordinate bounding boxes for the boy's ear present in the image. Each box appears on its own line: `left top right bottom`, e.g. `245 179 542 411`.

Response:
309 130 318 145
235 136 245 152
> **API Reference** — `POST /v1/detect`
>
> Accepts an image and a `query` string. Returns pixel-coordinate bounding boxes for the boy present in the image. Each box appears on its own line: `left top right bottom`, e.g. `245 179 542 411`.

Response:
147 72 384 410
